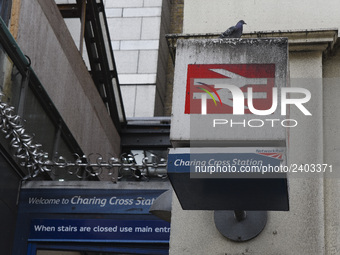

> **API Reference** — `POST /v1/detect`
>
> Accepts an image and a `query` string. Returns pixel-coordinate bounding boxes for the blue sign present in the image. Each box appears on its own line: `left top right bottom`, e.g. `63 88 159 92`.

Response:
14 188 171 255
167 147 285 178
19 189 166 214
29 219 170 243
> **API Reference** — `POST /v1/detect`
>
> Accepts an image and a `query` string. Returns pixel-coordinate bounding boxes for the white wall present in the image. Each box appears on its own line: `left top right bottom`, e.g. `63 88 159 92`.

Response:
323 49 340 255
183 0 340 34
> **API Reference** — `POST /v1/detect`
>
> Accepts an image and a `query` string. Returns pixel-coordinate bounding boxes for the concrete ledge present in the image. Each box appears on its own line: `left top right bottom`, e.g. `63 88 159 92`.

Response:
244 29 338 52
166 29 338 64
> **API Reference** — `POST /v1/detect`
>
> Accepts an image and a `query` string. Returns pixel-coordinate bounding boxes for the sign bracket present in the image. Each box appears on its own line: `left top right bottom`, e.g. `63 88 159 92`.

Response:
214 210 267 242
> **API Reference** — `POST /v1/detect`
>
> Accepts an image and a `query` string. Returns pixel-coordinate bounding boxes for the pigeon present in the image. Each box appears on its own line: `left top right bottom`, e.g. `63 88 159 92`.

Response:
220 20 246 38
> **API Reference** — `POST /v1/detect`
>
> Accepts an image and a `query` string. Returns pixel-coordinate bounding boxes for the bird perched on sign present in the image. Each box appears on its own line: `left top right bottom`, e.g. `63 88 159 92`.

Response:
219 20 246 38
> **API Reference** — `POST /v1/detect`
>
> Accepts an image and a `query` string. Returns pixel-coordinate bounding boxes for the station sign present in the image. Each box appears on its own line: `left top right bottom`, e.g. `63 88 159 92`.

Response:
30 219 170 243
167 147 289 211
171 38 290 147
168 147 285 178
19 188 166 214
14 186 171 254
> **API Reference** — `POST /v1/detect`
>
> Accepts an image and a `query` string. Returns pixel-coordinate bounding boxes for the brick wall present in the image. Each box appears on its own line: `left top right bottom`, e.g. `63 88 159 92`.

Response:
105 0 171 117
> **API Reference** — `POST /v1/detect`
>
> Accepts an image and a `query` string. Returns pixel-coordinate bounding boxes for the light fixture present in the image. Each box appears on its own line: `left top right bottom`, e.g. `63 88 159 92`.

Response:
149 189 173 222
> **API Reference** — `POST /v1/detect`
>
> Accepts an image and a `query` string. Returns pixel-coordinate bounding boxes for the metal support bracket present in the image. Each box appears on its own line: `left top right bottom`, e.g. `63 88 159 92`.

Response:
214 210 267 242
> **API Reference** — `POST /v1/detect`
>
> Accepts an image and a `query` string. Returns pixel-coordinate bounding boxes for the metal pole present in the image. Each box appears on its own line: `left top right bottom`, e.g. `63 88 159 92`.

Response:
234 210 247 222
79 0 86 55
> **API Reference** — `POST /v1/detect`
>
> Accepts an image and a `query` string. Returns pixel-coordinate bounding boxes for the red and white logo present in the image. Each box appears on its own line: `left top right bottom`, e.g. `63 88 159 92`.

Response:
185 64 276 115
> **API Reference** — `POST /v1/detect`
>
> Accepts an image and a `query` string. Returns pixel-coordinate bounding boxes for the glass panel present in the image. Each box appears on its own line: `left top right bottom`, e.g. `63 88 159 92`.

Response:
99 12 113 71
112 78 125 122
8 64 23 108
0 49 22 108
51 137 80 181
22 86 56 157
56 137 76 162
0 0 12 25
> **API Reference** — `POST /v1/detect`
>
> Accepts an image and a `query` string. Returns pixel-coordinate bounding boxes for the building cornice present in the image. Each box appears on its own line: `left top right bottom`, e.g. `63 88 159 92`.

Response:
166 29 338 63
243 29 338 52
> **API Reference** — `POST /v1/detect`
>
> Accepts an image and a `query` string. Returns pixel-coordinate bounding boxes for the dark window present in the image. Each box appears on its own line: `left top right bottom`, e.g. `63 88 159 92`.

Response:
0 0 12 25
